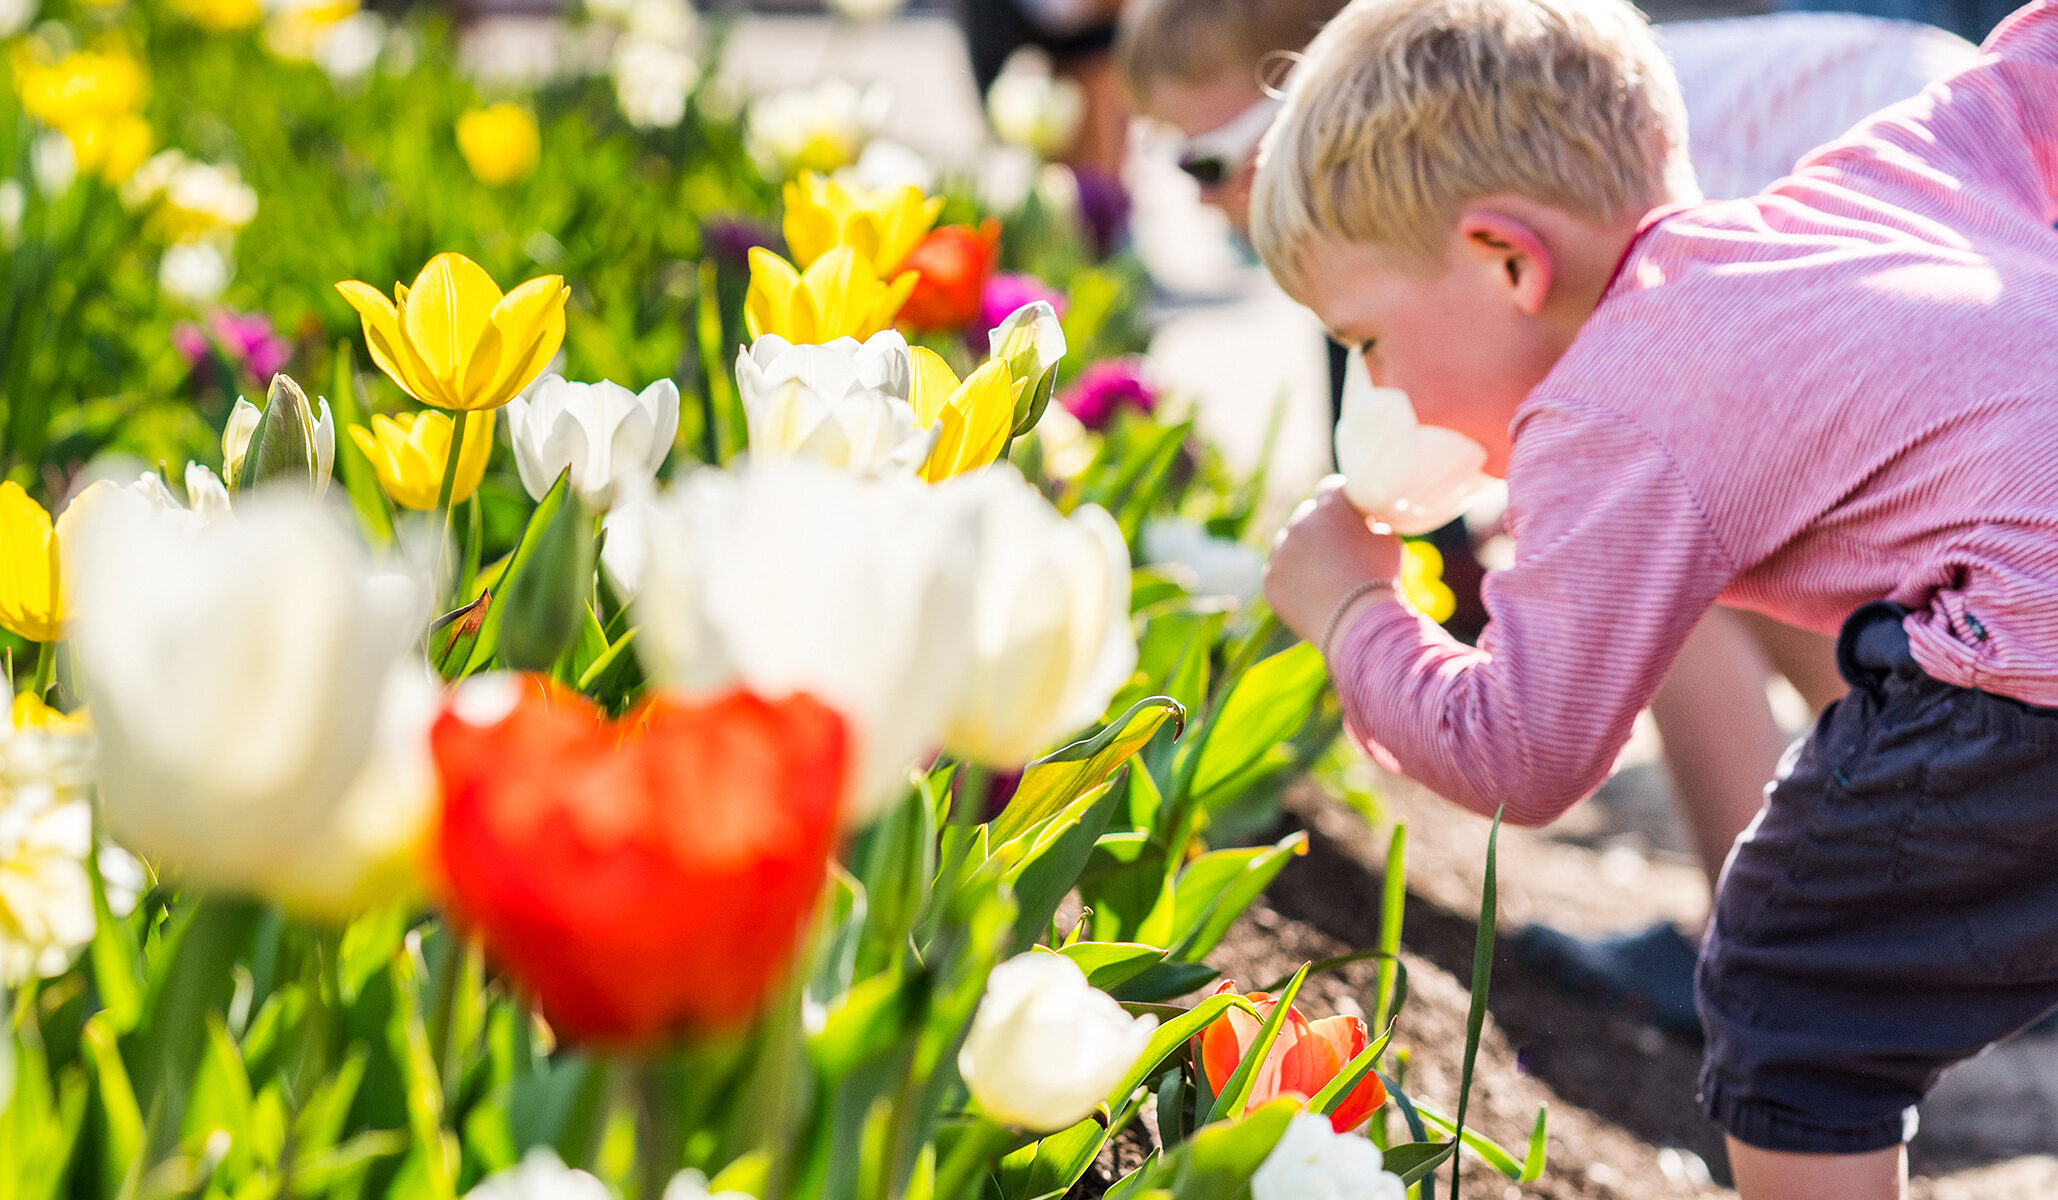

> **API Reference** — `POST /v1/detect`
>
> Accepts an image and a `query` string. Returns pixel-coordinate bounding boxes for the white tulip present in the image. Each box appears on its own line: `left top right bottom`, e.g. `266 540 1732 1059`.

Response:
0 0 35 39
745 80 888 178
661 1169 753 1200
465 1150 612 1200
119 466 230 531
162 161 259 235
986 70 1084 160
612 35 699 130
630 461 980 821
159 240 232 308
959 952 1157 1132
599 493 656 600
942 468 1134 767
314 12 387 85
223 386 337 498
988 301 1067 407
1334 348 1495 536
67 490 427 908
736 332 936 475
1251 1114 1408 1200
504 375 680 511
31 132 75 197
1141 519 1262 606
0 716 110 985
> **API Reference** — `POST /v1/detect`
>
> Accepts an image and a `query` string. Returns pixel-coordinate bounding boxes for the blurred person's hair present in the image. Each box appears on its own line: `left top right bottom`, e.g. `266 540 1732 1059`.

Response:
1249 0 1697 293
1117 0 1349 95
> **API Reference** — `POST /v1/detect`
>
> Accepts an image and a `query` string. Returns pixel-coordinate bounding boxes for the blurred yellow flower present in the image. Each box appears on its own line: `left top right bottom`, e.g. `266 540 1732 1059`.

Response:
335 252 568 412
1402 539 1457 624
782 172 941 277
909 347 1013 482
11 693 87 734
0 482 106 644
457 105 541 187
744 245 914 344
11 43 148 131
65 113 155 185
348 409 498 510
172 0 266 31
264 0 359 62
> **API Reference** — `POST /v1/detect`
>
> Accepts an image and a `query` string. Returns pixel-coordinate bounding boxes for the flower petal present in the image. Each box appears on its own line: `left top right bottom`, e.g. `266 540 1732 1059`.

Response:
401 253 503 399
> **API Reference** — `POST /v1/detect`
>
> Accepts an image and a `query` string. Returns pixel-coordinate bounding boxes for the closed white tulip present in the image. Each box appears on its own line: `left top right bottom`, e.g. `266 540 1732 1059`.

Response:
942 467 1134 767
958 951 1157 1132
1251 1114 1407 1200
1335 347 1495 536
736 332 936 475
67 489 428 910
504 375 680 511
630 461 981 821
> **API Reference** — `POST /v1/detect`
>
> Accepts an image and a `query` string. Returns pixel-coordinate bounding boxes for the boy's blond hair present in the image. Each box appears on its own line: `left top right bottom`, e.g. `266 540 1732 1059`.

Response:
1250 0 1694 291
1117 0 1348 96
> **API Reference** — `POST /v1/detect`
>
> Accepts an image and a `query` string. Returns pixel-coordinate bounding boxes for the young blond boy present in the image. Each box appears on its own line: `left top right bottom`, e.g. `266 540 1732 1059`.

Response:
1254 0 2058 1195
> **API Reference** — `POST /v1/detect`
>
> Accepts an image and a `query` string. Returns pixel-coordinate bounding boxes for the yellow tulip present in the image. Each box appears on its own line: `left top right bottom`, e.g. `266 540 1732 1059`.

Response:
348 409 497 510
11 43 148 132
67 113 155 185
744 245 915 344
1402 539 1457 624
782 172 942 277
0 482 107 644
335 253 568 412
457 105 541 187
12 693 88 733
909 347 1014 482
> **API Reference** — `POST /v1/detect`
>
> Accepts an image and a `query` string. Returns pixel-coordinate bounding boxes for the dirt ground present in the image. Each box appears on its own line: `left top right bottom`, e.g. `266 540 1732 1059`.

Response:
1110 776 2058 1198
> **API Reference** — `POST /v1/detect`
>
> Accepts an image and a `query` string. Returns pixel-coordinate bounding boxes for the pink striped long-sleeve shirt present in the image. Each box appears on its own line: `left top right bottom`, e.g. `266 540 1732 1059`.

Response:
1334 0 2058 827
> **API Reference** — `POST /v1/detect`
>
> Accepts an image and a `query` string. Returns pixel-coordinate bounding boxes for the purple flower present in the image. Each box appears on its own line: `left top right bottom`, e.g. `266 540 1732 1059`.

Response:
704 214 780 268
1059 358 1156 431
1072 166 1131 260
171 321 212 368
976 273 1066 348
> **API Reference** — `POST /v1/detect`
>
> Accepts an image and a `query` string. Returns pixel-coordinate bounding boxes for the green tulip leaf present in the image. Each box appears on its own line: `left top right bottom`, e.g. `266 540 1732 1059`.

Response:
995 696 1185 846
1054 942 1167 992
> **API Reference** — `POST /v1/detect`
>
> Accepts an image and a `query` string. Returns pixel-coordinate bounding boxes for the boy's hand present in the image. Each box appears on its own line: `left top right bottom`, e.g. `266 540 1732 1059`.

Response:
1266 476 1407 649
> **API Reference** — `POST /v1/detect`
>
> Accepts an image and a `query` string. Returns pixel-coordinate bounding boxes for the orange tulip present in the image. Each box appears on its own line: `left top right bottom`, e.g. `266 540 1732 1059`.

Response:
1194 980 1388 1132
431 676 846 1045
897 219 999 333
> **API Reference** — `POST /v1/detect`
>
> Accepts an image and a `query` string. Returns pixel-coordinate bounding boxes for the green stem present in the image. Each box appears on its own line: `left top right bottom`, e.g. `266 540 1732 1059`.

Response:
423 932 478 1100
434 408 471 601
933 1118 1012 1200
634 1059 682 1200
29 639 56 700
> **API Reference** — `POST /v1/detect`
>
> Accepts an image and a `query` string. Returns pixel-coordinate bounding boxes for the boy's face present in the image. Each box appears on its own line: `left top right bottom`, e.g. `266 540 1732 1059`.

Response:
1140 74 1267 233
1298 235 1567 477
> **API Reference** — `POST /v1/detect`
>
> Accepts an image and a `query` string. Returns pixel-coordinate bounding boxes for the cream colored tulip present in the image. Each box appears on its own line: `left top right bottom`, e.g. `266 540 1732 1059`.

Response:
1334 347 1496 536
737 332 935 474
66 489 429 912
630 461 981 820
939 467 1135 767
958 952 1157 1132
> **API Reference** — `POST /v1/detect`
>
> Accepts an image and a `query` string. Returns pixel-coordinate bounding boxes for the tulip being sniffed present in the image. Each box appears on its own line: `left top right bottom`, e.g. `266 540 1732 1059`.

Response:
503 375 679 510
66 491 429 911
909 348 1013 483
958 951 1157 1132
1195 980 1389 1132
432 677 846 1043
349 409 497 511
736 333 935 474
1334 347 1495 536
941 468 1134 767
1251 1115 1407 1200
781 171 941 277
744 245 915 345
630 462 980 820
336 252 568 413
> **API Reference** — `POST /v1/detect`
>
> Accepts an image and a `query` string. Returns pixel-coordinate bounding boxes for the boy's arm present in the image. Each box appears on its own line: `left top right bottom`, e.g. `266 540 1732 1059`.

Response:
1803 0 2058 227
1323 403 1736 827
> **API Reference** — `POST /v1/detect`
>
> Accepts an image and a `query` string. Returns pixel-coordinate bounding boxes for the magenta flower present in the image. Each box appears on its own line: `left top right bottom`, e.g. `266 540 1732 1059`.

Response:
1059 358 1156 431
212 310 293 381
976 273 1066 348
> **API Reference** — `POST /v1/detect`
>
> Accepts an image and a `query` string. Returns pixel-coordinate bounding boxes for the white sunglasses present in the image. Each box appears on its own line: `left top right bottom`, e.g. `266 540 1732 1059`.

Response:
1174 95 1282 187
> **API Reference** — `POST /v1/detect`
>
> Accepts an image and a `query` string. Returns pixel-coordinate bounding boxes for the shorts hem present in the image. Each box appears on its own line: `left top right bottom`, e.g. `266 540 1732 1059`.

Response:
1701 1074 1916 1154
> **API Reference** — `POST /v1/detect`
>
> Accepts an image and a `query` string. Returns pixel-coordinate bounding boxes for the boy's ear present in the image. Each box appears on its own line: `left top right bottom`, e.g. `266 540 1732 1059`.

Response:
1457 210 1553 317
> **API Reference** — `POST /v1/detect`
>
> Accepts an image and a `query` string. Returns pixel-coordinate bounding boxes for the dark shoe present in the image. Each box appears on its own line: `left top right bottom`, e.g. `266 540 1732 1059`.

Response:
1510 920 1704 1039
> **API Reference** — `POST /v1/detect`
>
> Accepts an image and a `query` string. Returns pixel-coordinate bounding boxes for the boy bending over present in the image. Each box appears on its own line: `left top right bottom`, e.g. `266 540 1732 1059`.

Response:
1255 0 2058 1194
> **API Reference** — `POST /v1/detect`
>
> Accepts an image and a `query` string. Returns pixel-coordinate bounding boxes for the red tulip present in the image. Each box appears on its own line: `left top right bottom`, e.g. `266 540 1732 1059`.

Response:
898 219 1000 333
1194 980 1388 1132
432 676 846 1045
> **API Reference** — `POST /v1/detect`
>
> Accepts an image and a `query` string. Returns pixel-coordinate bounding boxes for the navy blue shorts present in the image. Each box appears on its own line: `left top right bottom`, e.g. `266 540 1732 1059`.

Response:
1697 602 2058 1154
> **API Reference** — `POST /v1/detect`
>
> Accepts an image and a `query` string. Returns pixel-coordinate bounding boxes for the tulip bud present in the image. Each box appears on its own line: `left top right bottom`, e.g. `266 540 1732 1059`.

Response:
987 301 1066 436
228 373 336 497
957 952 1157 1132
431 591 492 680
1251 1115 1407 1200
497 471 596 673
